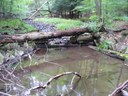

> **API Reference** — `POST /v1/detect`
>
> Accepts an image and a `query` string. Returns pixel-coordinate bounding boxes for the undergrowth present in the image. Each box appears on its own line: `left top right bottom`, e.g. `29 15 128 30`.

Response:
0 19 35 34
35 18 83 30
81 21 103 33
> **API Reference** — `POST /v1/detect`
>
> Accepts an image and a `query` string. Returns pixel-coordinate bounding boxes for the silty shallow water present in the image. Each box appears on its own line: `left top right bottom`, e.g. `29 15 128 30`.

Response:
2 47 128 96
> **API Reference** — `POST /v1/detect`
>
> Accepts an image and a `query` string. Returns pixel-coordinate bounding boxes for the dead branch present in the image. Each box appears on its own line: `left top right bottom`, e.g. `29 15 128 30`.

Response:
109 80 128 96
0 48 37 69
30 72 81 91
29 0 49 19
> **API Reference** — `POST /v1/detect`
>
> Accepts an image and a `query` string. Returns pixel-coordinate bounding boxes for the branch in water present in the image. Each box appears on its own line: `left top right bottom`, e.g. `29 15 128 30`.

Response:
109 80 128 96
30 72 81 91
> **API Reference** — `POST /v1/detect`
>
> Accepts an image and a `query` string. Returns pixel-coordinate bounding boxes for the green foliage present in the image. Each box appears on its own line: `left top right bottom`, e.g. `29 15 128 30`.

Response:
79 17 89 22
51 0 83 18
113 16 128 21
35 18 83 30
103 0 128 16
102 49 128 60
0 19 36 34
74 0 95 13
102 0 128 26
52 0 82 12
89 15 99 21
98 40 112 50
103 15 113 28
74 0 128 27
0 0 33 18
82 21 102 32
87 22 99 32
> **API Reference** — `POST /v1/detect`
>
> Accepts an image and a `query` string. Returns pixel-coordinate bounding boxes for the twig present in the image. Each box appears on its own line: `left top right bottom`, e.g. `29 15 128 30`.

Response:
71 75 76 86
62 77 81 96
0 48 36 68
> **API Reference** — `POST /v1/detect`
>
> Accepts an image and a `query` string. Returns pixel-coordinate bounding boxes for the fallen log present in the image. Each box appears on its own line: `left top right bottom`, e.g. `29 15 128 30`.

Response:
0 28 90 44
0 26 127 44
89 46 128 61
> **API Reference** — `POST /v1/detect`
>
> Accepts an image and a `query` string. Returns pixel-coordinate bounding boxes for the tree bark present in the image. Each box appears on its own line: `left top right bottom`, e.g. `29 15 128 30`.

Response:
0 28 90 44
0 27 127 44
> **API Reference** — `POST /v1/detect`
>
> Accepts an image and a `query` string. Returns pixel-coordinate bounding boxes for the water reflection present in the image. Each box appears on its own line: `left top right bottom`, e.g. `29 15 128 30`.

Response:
4 47 128 96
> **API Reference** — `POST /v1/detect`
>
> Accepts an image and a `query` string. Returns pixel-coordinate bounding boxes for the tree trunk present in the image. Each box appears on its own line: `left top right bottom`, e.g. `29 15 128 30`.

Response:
95 0 102 22
9 0 13 17
0 28 90 44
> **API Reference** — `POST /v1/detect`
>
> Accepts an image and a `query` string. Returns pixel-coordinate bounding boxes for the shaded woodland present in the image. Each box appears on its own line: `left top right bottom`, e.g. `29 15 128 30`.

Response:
0 0 128 96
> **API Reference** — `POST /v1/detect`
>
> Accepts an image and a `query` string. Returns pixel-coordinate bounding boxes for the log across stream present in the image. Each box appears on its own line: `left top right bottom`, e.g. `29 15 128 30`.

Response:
0 28 91 43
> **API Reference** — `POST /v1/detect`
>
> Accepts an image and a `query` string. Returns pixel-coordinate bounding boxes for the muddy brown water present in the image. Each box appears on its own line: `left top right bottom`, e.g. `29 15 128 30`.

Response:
2 47 128 96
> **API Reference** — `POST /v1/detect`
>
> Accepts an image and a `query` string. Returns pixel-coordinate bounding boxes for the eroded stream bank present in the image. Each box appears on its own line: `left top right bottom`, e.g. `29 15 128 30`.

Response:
0 46 127 96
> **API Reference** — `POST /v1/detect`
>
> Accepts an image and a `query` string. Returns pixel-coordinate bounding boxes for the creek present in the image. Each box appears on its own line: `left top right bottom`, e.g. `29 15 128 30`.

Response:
1 46 128 96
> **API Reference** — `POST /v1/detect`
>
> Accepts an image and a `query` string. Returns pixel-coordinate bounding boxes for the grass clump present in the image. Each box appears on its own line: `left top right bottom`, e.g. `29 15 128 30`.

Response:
35 17 83 30
0 19 35 34
112 16 128 21
81 21 103 33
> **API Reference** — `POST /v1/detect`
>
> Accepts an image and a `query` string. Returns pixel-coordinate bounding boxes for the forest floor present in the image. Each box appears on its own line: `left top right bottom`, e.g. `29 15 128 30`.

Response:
104 21 128 50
